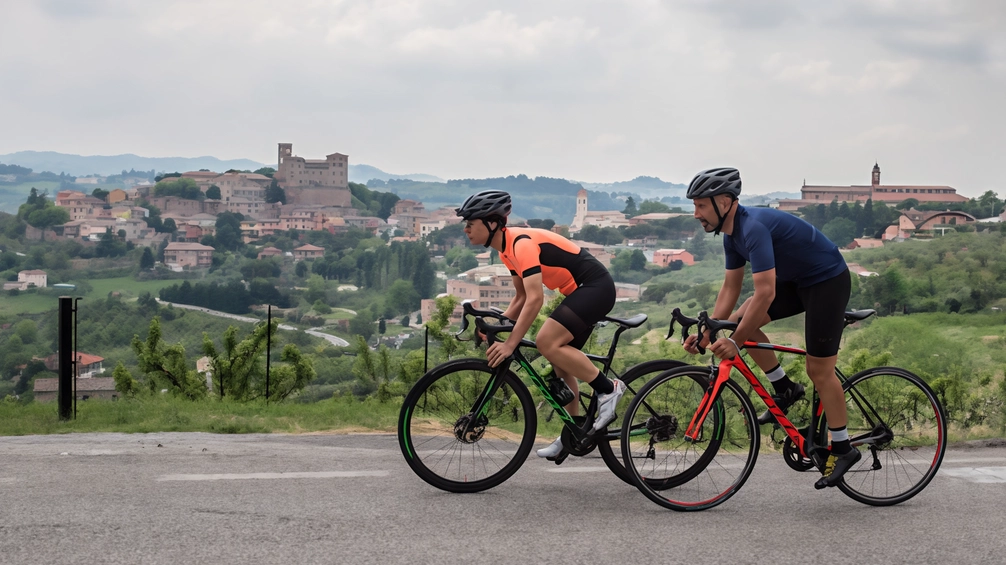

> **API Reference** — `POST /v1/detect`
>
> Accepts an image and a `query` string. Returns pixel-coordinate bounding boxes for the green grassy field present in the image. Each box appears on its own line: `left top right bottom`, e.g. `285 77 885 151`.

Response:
0 394 400 435
0 277 185 316
85 276 182 299
0 181 61 213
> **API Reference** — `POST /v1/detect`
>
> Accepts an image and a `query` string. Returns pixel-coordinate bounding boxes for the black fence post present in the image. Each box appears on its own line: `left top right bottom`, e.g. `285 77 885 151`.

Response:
424 326 428 374
57 296 73 421
266 305 271 403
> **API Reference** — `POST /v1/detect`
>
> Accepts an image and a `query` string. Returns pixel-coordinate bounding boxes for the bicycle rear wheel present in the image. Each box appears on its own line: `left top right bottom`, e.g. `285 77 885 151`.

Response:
621 366 759 511
836 367 947 506
596 359 688 485
398 359 537 493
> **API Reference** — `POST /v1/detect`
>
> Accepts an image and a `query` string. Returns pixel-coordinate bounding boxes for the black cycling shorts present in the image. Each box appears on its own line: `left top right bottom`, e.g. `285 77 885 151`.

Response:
548 273 616 350
766 269 851 358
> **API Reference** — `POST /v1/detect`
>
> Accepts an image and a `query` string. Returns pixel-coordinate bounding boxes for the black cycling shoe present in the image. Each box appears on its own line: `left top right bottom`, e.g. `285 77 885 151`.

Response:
814 448 862 489
757 383 805 425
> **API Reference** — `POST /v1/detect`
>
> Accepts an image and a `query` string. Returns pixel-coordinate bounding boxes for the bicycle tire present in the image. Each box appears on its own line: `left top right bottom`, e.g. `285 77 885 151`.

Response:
596 359 688 485
834 366 947 506
398 358 537 493
622 366 760 512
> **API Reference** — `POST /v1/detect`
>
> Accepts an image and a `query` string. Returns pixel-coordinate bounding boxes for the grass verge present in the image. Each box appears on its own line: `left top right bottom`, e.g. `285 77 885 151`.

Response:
0 394 401 436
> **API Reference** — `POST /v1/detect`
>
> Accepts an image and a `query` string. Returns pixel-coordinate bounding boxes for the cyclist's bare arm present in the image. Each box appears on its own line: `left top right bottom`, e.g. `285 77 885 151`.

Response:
501 274 526 321
730 268 775 344
683 268 744 354
487 273 543 367
712 267 745 320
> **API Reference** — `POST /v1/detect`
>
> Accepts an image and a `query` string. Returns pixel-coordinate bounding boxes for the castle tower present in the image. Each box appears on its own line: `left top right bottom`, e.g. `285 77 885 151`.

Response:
872 162 881 187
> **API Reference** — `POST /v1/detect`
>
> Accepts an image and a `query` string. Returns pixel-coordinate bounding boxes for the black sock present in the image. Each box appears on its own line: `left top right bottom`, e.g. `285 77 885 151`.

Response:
590 372 614 395
830 426 851 455
772 376 796 395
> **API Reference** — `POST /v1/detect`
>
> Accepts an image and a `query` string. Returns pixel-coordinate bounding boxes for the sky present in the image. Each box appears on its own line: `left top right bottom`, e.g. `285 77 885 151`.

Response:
1 0 1004 196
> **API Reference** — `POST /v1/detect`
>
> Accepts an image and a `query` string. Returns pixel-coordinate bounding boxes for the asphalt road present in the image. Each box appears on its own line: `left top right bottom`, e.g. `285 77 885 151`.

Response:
1 433 1004 565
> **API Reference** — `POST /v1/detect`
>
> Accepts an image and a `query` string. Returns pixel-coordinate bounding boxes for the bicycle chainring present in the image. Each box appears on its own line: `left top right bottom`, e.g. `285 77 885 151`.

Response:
561 426 596 457
782 436 815 472
453 414 487 443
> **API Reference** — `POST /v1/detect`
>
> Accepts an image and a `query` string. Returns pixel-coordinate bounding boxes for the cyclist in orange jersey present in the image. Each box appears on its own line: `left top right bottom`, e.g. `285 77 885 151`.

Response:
456 190 624 461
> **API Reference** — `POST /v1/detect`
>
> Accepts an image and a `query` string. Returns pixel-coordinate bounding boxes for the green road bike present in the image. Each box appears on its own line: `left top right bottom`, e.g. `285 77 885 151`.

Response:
399 301 685 493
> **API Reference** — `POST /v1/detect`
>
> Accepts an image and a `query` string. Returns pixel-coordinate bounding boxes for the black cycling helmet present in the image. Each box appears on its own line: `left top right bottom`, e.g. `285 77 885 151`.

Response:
456 190 511 248
686 168 741 236
686 167 742 200
455 190 512 221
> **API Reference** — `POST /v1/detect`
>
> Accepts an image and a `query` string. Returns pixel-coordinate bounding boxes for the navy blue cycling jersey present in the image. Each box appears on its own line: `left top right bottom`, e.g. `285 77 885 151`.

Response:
723 206 847 287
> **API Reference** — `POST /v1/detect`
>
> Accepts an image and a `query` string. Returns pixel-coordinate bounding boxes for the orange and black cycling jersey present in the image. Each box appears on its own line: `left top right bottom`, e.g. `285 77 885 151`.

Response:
499 227 610 295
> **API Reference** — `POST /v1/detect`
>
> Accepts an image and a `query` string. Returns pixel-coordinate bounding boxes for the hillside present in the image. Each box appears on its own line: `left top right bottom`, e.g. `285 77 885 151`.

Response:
0 151 267 177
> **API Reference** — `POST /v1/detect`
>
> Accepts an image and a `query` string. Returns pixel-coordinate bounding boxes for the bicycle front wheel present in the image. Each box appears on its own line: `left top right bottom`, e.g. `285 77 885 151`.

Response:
837 367 947 506
621 366 759 511
398 359 537 493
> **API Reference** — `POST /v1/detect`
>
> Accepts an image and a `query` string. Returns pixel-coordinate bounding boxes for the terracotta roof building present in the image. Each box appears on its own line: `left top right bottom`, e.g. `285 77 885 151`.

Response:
164 242 214 269
775 163 969 211
293 244 325 261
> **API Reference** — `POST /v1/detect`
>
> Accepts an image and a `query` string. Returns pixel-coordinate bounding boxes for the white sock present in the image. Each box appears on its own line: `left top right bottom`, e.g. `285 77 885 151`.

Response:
765 364 786 382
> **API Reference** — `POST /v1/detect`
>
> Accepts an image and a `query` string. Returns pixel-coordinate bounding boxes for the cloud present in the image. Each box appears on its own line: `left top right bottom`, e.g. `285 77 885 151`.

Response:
594 133 627 149
763 53 921 93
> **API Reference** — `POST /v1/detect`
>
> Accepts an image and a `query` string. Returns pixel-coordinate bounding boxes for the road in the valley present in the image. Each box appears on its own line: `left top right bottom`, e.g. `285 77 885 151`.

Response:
156 299 350 346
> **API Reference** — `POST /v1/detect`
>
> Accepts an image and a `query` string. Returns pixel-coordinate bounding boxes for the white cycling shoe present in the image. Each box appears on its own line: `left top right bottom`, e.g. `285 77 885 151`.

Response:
536 436 563 458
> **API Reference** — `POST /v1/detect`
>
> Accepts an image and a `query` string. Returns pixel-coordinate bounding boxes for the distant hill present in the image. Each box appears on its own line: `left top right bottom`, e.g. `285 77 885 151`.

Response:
578 176 688 199
349 164 444 184
0 151 268 177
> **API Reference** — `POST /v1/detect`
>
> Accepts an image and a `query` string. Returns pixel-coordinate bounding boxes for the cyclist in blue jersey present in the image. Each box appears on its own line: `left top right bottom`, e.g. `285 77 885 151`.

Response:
681 167 859 489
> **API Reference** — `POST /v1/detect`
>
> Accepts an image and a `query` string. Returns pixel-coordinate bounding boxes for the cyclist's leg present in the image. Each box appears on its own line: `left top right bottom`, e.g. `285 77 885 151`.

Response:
799 270 859 487
536 319 597 385
535 275 615 389
801 269 851 430
552 364 579 417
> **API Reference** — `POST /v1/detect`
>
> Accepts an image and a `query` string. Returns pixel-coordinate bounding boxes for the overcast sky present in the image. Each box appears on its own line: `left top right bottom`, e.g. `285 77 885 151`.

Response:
1 0 1003 195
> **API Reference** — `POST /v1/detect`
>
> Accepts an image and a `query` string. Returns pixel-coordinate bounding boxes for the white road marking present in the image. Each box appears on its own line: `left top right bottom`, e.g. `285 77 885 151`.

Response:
942 457 1006 464
546 466 610 473
941 467 1006 483
156 471 389 482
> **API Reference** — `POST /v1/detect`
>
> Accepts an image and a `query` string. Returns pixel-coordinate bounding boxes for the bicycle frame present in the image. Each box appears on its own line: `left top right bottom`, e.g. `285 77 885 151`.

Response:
460 303 639 446
683 342 821 459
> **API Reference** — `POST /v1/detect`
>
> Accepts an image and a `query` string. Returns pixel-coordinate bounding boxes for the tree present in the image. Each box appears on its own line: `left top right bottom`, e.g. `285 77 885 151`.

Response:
205 185 222 200
822 217 857 247
379 318 387 335
91 188 110 201
17 189 69 240
637 200 671 215
896 198 919 211
401 314 410 327
131 317 206 400
264 179 286 204
14 320 37 344
623 196 638 217
295 261 308 278
214 212 244 251
386 279 420 315
112 361 141 397
153 178 202 200
349 310 376 340
140 247 155 269
202 322 314 401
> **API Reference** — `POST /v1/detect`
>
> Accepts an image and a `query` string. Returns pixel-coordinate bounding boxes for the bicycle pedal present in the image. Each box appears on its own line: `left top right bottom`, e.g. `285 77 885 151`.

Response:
547 450 570 465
